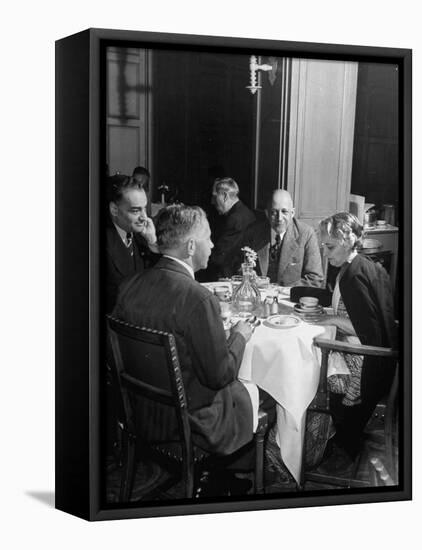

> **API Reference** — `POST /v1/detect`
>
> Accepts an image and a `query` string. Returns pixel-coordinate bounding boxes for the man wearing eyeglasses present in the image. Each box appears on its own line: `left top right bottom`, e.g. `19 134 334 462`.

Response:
245 189 324 287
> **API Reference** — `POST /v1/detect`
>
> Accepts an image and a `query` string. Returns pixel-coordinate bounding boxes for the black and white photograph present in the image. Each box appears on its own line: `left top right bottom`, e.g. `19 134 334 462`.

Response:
95 35 410 512
3 0 420 547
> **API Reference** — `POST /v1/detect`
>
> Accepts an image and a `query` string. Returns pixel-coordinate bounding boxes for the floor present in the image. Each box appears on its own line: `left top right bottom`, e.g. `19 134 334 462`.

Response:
105 411 398 503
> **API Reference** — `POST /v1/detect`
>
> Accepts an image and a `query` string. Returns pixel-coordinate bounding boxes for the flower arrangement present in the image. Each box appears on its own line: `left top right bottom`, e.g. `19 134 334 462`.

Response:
241 246 257 268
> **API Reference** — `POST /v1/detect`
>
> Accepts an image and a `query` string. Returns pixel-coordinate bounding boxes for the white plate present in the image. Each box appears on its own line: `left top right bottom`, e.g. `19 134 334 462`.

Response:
263 314 300 329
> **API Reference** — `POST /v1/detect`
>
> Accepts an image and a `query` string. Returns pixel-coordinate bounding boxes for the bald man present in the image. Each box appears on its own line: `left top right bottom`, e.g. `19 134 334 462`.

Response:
244 190 324 287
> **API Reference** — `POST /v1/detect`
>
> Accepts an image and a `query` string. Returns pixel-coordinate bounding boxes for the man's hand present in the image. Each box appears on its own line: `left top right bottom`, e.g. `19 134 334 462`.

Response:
231 320 253 343
137 217 157 246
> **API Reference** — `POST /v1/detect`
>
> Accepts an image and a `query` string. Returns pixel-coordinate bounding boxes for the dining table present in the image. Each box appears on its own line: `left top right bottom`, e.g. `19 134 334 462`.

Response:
202 282 336 485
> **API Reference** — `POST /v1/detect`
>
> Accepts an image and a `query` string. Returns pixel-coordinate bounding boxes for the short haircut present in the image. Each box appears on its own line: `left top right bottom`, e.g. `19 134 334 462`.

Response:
319 211 364 249
266 189 293 211
132 166 150 178
213 177 239 198
107 175 144 204
155 204 207 251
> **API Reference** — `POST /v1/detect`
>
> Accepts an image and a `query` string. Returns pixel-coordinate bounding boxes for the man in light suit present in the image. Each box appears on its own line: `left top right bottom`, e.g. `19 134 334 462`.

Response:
245 189 324 287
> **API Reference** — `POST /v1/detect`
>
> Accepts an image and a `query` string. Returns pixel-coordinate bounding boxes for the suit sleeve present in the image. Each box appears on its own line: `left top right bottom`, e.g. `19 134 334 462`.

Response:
298 228 324 287
186 294 246 390
341 265 396 347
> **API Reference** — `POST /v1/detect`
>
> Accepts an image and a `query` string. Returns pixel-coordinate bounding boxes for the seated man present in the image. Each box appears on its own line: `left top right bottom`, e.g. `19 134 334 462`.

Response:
113 204 258 453
105 175 158 313
113 205 275 494
198 177 256 281
244 189 324 287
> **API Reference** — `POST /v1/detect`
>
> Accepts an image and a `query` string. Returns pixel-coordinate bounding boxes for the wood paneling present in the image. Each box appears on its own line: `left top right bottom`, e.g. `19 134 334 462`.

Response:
287 59 358 227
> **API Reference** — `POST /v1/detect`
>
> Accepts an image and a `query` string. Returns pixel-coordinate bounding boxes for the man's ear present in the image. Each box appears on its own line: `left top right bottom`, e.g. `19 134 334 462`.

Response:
186 238 196 257
109 201 118 218
346 232 357 248
223 191 229 202
291 207 295 218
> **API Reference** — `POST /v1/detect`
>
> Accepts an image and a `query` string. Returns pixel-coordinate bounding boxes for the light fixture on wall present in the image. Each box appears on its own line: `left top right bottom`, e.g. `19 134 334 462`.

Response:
246 55 274 94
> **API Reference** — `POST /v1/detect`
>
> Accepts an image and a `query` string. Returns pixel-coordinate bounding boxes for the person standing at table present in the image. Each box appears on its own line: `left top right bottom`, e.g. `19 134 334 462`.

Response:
113 204 274 494
244 189 324 287
198 177 256 281
105 174 158 313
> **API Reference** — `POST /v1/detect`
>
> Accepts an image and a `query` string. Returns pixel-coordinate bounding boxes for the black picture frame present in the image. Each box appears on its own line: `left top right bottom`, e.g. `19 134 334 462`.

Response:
55 28 412 521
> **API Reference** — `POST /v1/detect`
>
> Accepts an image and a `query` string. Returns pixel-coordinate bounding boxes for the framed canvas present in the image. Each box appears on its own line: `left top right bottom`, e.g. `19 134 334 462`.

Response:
55 28 412 521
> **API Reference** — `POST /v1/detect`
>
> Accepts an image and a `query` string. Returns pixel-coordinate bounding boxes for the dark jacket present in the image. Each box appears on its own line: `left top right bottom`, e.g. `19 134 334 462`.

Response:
112 257 254 455
105 223 158 313
202 200 256 281
340 254 397 350
333 254 397 455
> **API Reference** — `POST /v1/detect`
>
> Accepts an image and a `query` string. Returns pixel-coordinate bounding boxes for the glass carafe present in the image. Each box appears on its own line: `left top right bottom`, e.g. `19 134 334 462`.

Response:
232 263 261 317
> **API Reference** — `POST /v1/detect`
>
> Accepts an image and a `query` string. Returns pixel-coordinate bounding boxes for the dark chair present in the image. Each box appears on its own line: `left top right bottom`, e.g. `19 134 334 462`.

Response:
106 315 269 502
301 337 398 488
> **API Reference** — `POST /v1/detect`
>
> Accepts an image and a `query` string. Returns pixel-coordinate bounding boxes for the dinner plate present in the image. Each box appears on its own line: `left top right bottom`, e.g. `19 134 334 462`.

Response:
263 314 300 329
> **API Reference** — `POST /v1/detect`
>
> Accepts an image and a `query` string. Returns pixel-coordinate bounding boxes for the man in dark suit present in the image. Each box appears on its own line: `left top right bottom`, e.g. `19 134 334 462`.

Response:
105 175 158 313
113 204 255 453
113 205 272 494
245 189 324 287
198 177 256 281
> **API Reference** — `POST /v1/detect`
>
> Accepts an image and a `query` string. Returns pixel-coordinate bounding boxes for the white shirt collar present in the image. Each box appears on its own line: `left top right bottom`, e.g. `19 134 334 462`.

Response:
347 250 358 263
113 222 130 245
271 228 286 245
162 255 195 279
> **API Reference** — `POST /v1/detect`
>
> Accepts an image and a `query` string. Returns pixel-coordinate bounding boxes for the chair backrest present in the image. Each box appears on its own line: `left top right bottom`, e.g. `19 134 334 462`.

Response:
106 316 192 458
368 456 395 486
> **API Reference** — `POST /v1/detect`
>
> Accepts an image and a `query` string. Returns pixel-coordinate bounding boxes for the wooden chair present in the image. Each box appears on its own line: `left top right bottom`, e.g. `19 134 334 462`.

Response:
368 456 396 486
301 337 398 488
107 315 269 502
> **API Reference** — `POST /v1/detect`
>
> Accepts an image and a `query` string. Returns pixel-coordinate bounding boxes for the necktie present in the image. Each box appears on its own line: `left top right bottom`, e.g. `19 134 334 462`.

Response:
267 234 282 283
126 232 134 257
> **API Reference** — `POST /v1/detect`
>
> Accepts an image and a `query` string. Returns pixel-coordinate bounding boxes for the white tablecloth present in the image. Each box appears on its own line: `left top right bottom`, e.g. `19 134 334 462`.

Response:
238 315 335 484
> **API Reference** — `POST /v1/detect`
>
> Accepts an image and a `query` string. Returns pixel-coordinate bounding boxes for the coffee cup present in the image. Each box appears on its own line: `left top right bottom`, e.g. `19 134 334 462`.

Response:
299 296 319 308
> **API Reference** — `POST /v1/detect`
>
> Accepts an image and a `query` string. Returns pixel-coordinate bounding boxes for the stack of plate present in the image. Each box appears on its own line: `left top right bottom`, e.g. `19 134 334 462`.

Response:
293 303 325 322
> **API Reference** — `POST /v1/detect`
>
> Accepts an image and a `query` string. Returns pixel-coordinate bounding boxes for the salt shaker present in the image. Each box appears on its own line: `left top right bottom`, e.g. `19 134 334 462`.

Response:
271 297 279 315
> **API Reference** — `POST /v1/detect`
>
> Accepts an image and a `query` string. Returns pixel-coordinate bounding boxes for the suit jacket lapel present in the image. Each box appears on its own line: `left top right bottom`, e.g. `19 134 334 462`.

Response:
278 222 299 280
107 225 135 276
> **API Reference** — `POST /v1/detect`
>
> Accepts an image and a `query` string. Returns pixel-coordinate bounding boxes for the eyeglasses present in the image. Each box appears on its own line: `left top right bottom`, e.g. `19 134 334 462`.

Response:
270 209 292 216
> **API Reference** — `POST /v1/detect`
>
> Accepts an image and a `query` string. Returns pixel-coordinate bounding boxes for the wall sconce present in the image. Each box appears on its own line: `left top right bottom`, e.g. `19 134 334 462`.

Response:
246 55 273 94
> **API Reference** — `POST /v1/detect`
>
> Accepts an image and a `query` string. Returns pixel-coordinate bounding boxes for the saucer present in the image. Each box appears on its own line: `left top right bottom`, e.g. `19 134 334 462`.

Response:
294 303 324 314
263 315 300 329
